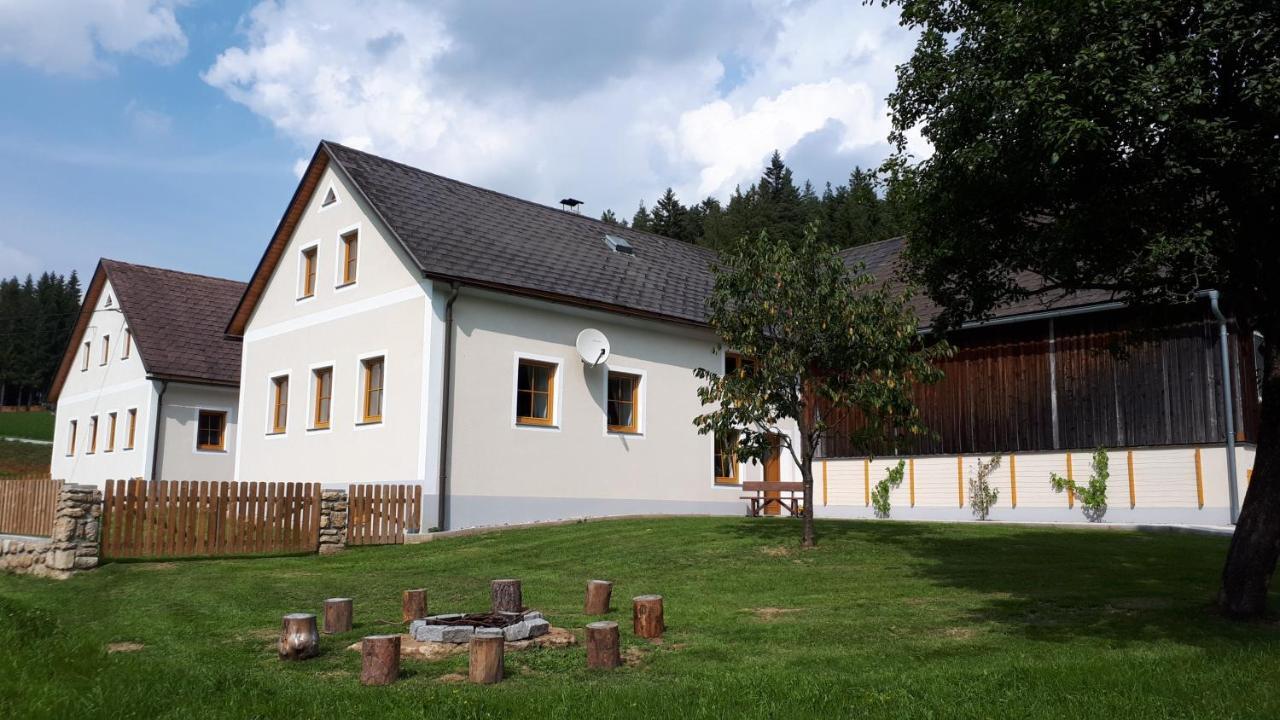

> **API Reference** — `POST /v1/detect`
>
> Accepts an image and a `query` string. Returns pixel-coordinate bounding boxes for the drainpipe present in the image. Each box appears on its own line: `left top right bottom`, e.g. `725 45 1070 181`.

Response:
436 283 461 531
1207 290 1241 524
149 380 168 482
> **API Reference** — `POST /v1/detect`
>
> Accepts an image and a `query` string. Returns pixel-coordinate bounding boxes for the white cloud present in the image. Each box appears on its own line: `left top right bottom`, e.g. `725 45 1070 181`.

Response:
0 0 188 76
205 0 920 216
124 100 173 137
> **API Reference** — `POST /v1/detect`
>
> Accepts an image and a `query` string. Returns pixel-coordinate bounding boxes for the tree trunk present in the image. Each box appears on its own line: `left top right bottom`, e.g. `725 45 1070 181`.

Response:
323 597 352 634
468 628 505 684
1219 336 1279 619
402 589 427 622
800 458 816 548
491 579 522 614
278 613 319 660
632 594 664 639
586 621 621 669
584 579 613 615
360 634 400 685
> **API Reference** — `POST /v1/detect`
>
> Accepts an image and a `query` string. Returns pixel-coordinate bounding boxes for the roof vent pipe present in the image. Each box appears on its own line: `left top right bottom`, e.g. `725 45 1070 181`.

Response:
1207 289 1241 524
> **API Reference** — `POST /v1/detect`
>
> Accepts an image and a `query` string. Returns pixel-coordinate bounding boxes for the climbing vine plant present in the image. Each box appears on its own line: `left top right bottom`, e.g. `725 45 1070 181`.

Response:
871 460 906 519
1050 448 1110 522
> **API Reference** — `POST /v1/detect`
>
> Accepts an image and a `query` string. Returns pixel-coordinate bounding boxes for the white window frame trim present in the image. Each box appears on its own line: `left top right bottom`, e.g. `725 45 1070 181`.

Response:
511 351 563 432
306 360 337 434
295 239 321 304
354 349 388 430
333 221 362 291
265 369 292 438
192 405 234 454
602 364 647 438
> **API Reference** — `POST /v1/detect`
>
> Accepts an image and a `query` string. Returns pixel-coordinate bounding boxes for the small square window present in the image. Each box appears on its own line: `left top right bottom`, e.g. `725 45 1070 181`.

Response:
515 359 556 426
197 410 227 451
607 371 641 434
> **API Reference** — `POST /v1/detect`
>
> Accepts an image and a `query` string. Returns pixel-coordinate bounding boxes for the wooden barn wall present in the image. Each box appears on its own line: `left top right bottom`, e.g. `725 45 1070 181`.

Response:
820 309 1260 458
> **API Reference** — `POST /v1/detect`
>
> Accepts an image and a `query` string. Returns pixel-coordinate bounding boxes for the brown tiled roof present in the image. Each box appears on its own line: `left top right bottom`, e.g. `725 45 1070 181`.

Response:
839 236 1120 327
102 259 245 385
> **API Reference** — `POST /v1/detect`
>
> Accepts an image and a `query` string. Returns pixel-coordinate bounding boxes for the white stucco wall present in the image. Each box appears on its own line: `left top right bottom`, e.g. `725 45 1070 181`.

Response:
818 443 1257 526
444 290 796 529
50 279 155 486
153 382 239 483
235 164 436 489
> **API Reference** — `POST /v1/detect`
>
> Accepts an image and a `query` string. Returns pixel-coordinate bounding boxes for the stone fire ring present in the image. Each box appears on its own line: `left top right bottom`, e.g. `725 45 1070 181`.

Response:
409 610 550 643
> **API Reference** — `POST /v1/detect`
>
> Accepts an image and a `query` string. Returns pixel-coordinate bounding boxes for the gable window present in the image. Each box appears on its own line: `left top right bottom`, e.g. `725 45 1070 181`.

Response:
125 409 137 450
105 412 117 452
87 415 98 454
300 246 318 298
100 335 110 365
361 357 384 423
197 410 227 451
515 358 556 426
714 431 740 484
122 329 132 359
607 371 641 434
312 367 333 429
340 230 358 285
271 375 289 433
321 186 337 207
82 341 90 371
67 420 77 456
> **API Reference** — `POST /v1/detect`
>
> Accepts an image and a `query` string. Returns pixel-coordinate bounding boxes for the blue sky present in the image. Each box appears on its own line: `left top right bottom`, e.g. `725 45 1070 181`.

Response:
0 1 921 284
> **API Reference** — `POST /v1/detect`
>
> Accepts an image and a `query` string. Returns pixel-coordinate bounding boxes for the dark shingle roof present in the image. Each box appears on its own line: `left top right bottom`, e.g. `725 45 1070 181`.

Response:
324 141 720 324
102 259 245 385
839 236 1119 327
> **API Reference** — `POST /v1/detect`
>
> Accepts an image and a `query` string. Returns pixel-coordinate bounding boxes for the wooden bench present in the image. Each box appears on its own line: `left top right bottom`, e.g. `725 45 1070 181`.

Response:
740 481 805 517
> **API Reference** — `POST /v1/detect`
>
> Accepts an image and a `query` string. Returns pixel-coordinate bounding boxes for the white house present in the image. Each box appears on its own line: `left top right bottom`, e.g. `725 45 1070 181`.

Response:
227 141 796 530
48 260 245 487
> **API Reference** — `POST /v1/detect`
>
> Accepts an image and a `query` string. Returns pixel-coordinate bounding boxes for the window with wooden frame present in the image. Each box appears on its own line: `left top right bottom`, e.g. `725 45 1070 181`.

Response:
361 356 384 423
87 415 98 454
714 431 740 484
515 359 556 426
67 420 77 456
271 375 289 433
606 371 641 433
100 335 110 365
105 412 117 452
82 341 90 371
725 352 755 377
312 367 333 429
125 409 137 450
300 246 318 298
197 410 227 451
340 230 358 285
122 329 132 359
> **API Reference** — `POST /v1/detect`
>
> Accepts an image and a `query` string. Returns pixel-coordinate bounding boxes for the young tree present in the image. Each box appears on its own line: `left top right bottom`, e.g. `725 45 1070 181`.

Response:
631 201 653 232
694 224 945 547
600 209 625 227
884 0 1280 617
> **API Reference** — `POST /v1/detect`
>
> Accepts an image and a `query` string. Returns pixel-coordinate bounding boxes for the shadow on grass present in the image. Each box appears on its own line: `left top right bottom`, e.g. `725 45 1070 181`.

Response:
729 517 1278 649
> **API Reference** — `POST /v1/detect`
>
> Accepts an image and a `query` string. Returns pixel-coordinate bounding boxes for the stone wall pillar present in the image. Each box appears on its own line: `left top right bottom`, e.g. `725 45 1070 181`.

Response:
319 489 348 554
0 483 101 579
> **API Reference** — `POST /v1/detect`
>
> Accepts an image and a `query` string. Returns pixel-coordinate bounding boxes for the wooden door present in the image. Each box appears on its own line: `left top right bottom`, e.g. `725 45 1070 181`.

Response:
763 434 782 515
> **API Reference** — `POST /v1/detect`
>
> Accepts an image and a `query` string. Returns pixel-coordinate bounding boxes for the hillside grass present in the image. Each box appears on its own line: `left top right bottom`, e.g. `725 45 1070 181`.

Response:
1 517 1276 719
0 439 50 478
0 410 54 441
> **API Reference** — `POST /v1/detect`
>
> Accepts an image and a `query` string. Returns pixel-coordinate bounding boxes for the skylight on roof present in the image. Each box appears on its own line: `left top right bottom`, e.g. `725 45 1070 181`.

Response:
604 234 635 255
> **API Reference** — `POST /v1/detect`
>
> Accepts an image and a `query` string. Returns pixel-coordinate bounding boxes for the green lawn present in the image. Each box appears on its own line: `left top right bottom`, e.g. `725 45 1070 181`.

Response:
0 410 54 441
1 517 1276 719
0 438 51 478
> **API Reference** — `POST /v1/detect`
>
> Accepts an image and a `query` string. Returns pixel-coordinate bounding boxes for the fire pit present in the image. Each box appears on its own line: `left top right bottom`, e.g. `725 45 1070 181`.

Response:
410 610 550 643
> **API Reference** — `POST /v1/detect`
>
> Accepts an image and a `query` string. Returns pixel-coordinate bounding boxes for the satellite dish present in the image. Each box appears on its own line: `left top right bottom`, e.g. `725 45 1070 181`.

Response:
576 328 610 367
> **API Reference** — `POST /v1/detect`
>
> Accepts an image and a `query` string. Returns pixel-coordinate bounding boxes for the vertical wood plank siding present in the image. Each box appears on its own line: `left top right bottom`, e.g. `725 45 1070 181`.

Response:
819 309 1260 458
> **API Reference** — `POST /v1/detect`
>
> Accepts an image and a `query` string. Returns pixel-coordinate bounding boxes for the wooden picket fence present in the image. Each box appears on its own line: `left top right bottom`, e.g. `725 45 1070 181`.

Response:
102 480 320 559
348 484 422 546
0 475 62 537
